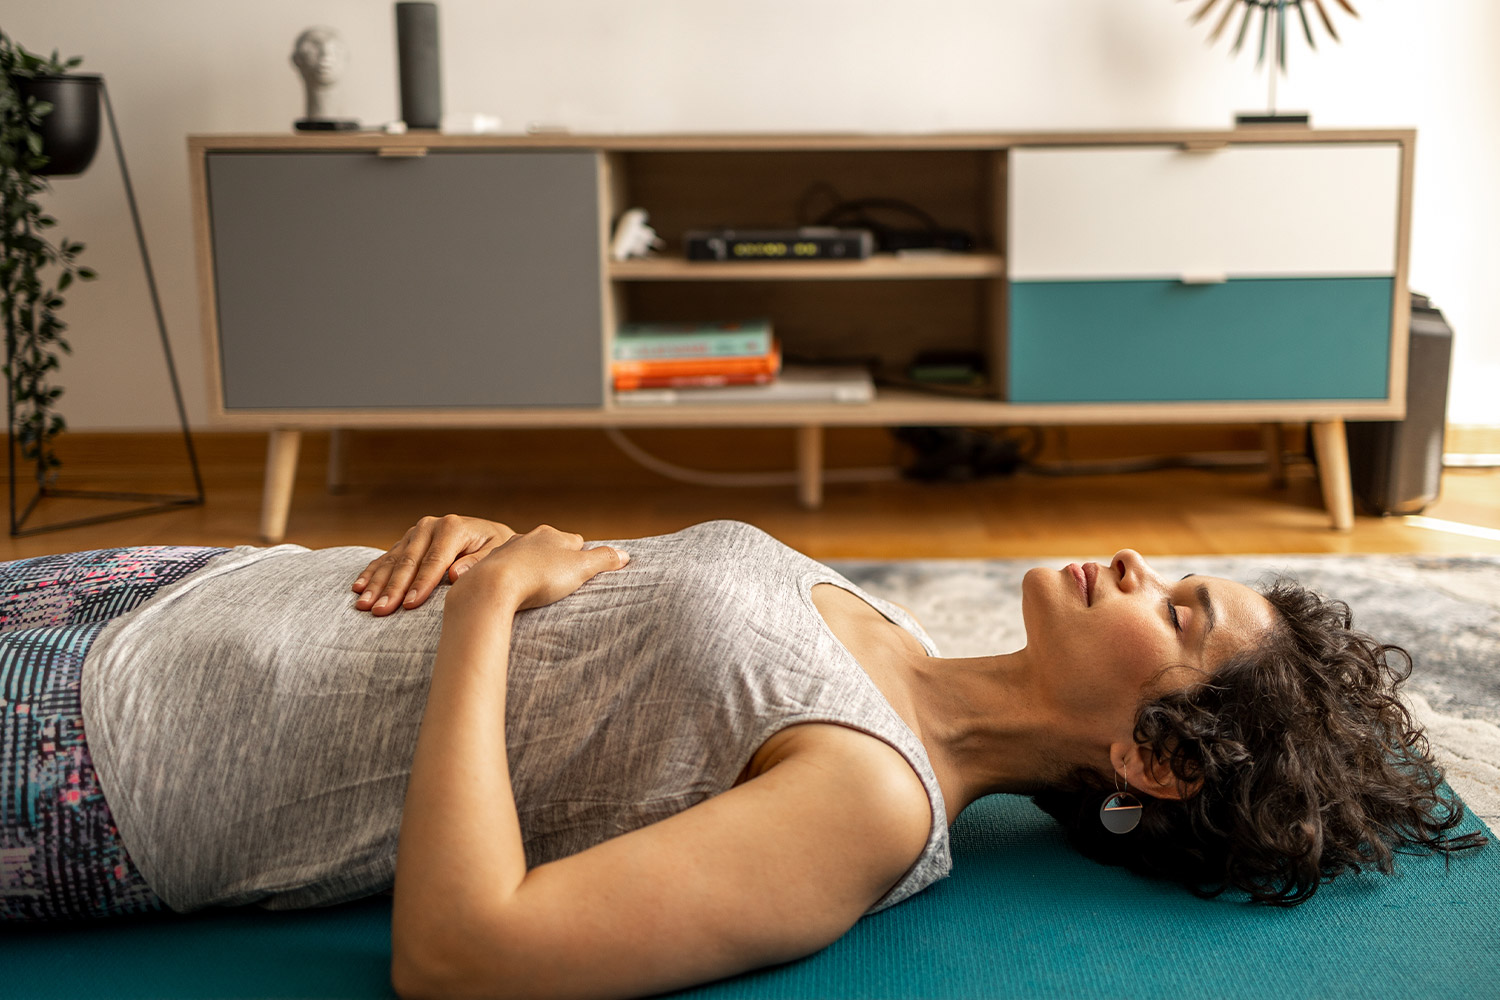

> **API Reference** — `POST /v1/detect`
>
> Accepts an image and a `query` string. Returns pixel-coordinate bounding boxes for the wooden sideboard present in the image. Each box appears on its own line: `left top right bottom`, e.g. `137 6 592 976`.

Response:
188 129 1413 542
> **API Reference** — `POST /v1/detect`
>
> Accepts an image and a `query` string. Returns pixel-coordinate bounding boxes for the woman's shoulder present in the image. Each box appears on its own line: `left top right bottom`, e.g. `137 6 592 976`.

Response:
741 721 934 887
747 723 929 804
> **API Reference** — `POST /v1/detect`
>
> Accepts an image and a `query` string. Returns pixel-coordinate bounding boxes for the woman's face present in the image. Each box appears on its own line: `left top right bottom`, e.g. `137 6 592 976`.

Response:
1020 549 1277 740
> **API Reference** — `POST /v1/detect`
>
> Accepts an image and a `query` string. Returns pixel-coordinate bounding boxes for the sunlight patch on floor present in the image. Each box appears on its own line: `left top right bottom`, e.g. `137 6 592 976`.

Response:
1404 515 1500 543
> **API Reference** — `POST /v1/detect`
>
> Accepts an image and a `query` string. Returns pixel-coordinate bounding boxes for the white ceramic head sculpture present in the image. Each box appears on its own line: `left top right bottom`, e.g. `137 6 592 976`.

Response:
292 27 349 119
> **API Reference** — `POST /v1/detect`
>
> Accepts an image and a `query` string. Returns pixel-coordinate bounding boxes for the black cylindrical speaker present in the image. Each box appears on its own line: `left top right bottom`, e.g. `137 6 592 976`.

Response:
1347 293 1454 516
396 2 441 129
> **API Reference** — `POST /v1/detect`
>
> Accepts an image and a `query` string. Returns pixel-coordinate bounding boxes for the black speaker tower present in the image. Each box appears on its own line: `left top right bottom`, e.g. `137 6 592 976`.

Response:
396 3 441 129
1346 293 1454 516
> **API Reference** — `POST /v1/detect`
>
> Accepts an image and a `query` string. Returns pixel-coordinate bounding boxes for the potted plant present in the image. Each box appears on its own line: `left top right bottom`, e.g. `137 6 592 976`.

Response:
1 29 99 488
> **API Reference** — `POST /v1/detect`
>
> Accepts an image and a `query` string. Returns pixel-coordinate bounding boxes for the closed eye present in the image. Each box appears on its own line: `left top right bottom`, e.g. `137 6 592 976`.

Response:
1166 598 1183 634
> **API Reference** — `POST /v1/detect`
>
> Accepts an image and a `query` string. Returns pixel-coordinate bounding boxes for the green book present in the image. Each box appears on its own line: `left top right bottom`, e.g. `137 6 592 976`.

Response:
614 319 773 361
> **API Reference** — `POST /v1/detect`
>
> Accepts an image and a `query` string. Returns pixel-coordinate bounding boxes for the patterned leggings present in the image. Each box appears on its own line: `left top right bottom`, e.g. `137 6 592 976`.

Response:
0 546 225 923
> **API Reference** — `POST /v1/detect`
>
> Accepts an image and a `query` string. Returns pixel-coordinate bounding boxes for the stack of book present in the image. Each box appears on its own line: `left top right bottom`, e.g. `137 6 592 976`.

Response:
611 319 875 406
612 319 780 392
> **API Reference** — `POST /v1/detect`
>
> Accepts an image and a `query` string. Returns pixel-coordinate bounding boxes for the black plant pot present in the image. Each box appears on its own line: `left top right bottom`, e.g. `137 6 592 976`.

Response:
16 73 102 177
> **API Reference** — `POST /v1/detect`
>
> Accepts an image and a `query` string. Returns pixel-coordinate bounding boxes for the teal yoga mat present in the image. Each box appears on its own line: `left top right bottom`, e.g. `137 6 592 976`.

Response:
4 793 1495 1000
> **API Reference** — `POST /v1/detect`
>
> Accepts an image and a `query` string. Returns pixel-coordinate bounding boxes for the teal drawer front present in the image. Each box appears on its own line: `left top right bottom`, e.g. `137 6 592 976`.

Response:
1008 277 1392 402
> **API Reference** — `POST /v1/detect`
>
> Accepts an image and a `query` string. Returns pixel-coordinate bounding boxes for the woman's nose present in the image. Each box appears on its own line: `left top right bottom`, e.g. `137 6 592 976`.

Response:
1109 549 1157 593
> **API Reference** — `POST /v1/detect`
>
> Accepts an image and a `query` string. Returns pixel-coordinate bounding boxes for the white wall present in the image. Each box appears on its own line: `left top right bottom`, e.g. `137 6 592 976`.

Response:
6 0 1499 428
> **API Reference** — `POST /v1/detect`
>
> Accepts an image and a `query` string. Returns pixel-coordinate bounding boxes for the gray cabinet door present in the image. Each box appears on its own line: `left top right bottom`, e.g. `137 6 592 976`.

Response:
208 150 603 409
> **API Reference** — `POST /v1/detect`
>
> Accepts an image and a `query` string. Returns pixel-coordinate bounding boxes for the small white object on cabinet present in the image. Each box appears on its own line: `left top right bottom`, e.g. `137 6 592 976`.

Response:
610 208 664 262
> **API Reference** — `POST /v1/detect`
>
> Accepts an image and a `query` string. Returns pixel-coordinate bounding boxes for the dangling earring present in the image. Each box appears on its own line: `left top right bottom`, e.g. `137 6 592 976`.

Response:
1099 757 1143 834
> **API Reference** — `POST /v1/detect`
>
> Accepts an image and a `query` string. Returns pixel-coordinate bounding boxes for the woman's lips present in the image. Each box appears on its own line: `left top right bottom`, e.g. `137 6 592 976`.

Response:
1082 562 1098 605
1067 563 1088 605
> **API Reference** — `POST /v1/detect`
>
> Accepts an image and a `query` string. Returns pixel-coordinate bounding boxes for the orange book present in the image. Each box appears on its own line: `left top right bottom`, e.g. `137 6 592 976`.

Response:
611 341 780 379
614 371 775 391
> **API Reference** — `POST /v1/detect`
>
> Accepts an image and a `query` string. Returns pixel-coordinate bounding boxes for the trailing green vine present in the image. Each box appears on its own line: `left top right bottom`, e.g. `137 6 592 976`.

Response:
1 30 95 486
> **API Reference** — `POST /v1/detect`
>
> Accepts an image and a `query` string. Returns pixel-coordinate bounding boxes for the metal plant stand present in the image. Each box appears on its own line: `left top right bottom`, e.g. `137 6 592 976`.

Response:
8 78 204 536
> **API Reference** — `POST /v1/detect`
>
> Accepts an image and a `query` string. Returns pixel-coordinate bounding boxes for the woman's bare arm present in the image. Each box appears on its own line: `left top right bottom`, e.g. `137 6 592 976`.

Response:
389 529 930 1000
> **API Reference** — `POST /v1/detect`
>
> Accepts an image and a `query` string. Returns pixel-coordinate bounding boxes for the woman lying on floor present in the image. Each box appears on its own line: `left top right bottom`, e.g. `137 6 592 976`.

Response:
0 515 1485 998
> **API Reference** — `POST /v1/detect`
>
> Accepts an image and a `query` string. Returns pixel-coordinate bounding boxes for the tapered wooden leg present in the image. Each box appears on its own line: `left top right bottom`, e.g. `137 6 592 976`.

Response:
1310 419 1354 531
326 428 348 494
260 428 302 543
796 424 823 510
1262 422 1286 488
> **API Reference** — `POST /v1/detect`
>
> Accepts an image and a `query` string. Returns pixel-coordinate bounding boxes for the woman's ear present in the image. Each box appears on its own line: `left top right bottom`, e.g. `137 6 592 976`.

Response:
1115 741 1203 801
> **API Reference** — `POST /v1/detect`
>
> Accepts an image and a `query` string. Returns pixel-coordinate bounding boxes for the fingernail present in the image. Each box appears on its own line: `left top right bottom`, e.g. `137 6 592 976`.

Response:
616 548 630 564
374 596 389 610
354 577 366 588
403 591 417 606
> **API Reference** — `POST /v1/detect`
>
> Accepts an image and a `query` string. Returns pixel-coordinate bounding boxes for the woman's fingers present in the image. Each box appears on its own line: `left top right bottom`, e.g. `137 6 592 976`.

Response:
516 541 629 610
508 530 629 610
357 516 457 615
399 516 484 610
352 533 414 610
356 523 431 616
354 515 521 615
351 555 382 594
591 544 631 572
443 526 629 613
448 544 505 582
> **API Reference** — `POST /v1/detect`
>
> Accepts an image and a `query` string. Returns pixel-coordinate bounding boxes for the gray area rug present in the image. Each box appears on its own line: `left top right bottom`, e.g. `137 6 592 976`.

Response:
829 554 1500 826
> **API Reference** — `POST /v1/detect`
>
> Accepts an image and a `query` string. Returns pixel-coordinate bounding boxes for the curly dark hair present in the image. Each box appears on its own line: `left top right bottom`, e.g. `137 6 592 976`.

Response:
1032 578 1488 905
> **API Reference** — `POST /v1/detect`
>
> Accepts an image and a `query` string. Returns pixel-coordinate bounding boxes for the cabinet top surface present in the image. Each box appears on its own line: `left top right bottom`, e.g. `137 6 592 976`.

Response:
189 127 1415 153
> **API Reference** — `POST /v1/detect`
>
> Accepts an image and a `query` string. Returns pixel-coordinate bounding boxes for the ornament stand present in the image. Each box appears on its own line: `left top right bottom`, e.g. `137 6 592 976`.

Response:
1235 61 1310 125
1232 0 1312 126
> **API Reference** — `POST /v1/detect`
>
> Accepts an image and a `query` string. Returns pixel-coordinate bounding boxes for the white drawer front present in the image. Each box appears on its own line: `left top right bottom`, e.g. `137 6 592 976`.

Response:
1009 143 1401 281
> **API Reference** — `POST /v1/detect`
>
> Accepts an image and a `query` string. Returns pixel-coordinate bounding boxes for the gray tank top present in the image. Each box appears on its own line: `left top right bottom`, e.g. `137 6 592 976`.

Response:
81 520 951 915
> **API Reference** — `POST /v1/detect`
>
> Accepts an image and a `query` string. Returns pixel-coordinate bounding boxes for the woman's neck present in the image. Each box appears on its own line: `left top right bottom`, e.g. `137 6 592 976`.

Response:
898 648 1100 820
806 583 1099 823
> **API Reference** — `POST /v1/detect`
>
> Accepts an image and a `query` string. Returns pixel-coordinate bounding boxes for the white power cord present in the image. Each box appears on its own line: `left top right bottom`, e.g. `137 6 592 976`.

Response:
603 427 900 488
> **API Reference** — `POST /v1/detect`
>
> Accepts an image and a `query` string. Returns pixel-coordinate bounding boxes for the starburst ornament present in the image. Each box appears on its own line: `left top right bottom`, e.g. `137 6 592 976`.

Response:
1184 0 1359 69
1183 0 1361 123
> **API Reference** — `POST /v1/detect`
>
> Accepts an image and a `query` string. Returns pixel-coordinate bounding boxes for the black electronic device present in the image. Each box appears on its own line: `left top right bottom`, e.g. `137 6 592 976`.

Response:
294 119 360 132
396 2 442 129
1235 112 1311 126
1346 292 1454 516
684 227 873 262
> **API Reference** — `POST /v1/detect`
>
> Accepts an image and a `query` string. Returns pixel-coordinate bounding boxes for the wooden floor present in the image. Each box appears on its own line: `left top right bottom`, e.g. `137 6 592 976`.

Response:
4 426 1499 562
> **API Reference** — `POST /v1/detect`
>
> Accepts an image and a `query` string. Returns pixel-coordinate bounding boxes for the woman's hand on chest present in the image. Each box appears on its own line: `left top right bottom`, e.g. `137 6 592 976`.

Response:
353 514 629 618
353 513 519 615
444 524 630 617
